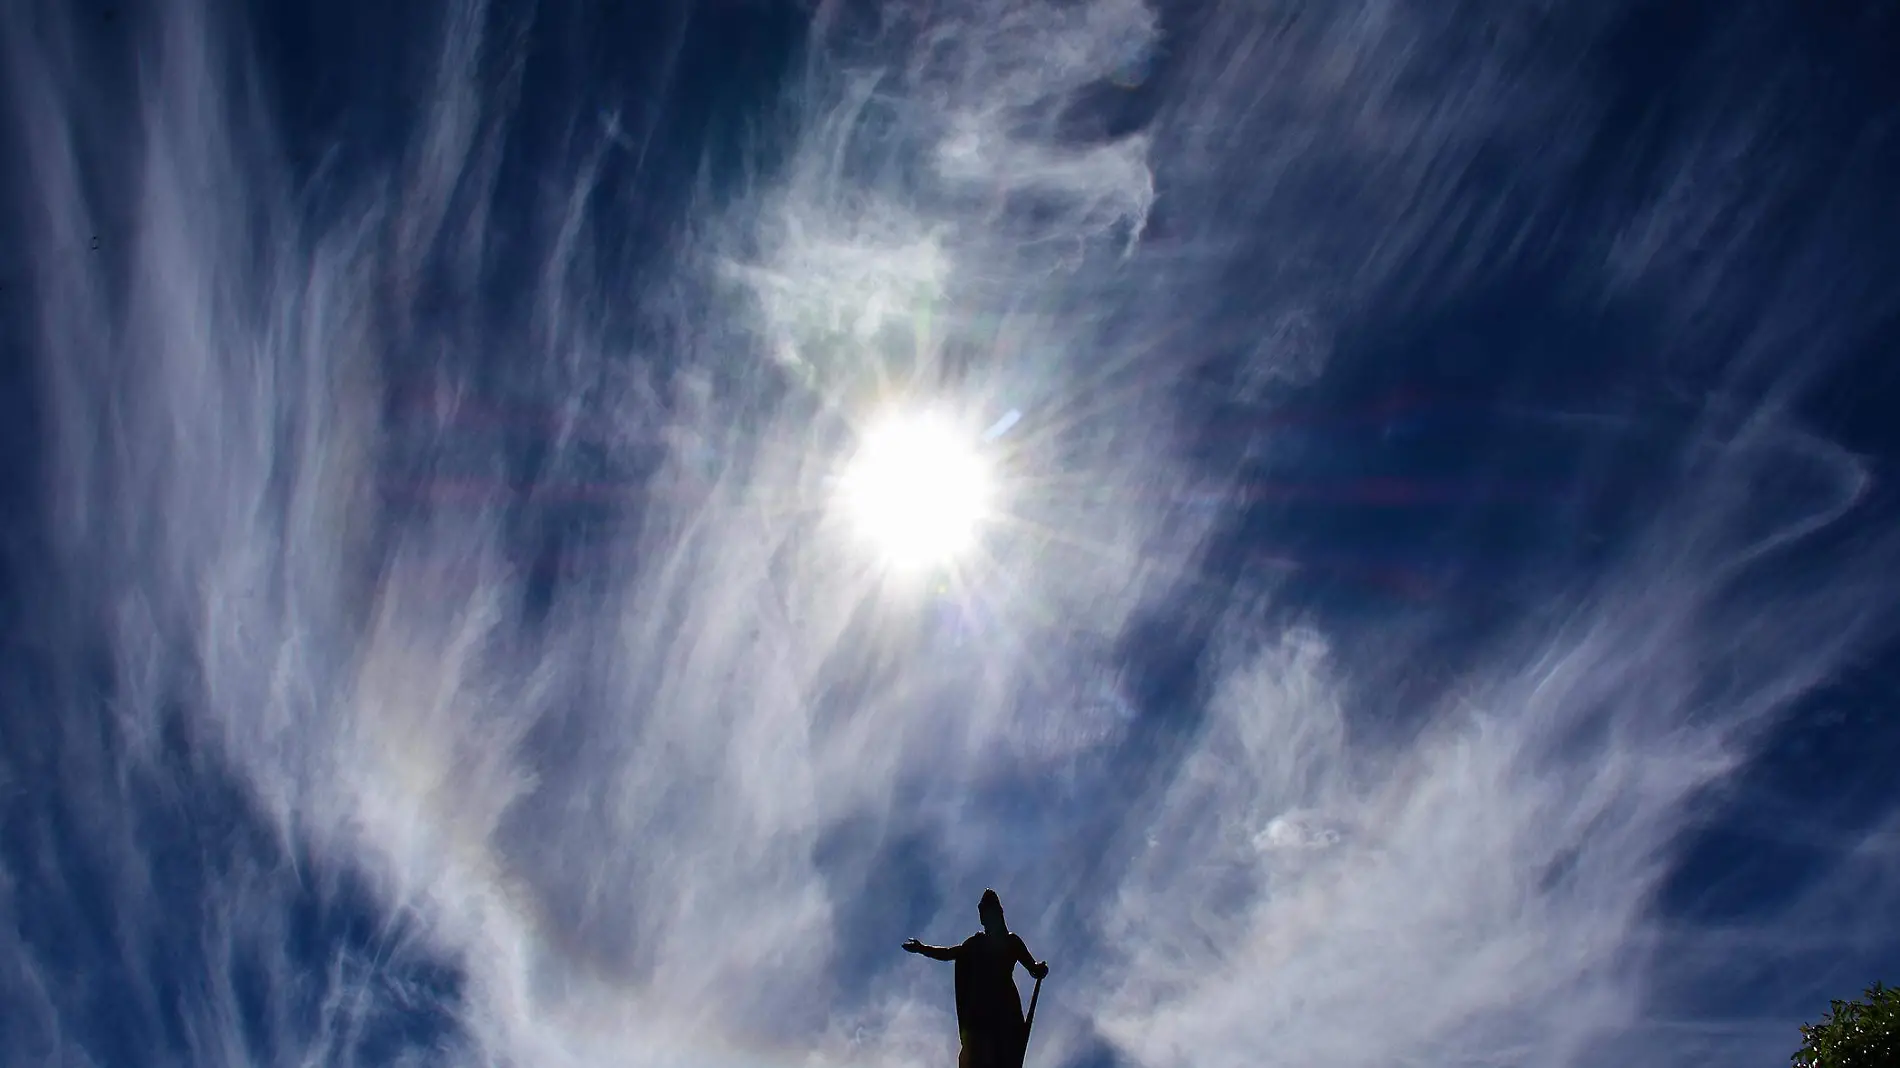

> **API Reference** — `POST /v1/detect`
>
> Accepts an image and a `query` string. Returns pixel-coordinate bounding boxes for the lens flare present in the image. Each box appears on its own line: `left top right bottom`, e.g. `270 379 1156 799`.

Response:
838 411 993 571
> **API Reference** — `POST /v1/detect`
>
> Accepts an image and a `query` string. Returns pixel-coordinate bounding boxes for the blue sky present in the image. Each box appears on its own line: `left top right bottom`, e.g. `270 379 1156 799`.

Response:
2 1 1898 1067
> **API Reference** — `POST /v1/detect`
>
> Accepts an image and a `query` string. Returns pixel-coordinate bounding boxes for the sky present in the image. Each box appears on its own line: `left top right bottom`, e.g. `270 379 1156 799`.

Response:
2 1 1898 1067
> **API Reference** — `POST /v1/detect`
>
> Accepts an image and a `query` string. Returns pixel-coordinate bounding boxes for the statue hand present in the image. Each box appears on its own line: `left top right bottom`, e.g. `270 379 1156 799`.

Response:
902 938 925 954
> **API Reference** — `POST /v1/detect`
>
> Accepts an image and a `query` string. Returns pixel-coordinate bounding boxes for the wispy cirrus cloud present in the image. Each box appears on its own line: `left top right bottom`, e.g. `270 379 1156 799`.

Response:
2 3 1896 1068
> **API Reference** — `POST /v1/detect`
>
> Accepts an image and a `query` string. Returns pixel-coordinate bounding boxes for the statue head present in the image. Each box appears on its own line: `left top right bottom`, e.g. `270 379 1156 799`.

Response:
979 888 1007 936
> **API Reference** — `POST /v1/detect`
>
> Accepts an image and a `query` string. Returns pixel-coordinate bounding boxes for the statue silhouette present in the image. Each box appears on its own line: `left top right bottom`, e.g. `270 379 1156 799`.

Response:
903 889 1050 1068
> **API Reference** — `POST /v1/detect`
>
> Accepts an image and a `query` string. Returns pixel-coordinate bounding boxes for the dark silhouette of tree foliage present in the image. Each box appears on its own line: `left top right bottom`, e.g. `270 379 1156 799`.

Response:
1795 983 1899 1068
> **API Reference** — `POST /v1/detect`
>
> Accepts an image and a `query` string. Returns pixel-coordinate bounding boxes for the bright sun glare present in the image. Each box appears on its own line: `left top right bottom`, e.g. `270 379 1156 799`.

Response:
838 411 993 571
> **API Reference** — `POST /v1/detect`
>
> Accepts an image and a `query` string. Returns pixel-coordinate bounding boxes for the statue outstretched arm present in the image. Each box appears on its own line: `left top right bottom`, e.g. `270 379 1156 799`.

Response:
902 938 962 961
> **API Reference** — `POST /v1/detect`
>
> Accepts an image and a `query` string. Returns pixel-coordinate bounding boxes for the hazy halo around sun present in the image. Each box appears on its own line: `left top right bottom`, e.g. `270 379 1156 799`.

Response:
837 409 994 572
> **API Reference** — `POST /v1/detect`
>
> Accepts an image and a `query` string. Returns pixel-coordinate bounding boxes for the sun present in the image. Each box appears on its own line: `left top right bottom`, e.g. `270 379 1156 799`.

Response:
837 409 993 571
